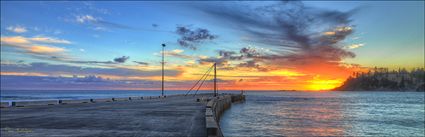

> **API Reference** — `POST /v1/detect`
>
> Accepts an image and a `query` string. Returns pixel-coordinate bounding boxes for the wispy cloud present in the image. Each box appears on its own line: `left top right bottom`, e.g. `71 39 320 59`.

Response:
1 36 68 55
73 14 134 30
1 62 182 78
156 49 194 59
75 15 98 23
133 61 149 66
6 25 27 33
1 36 71 45
0 75 153 90
29 45 65 53
347 43 365 49
165 49 193 59
1 35 73 63
29 36 72 44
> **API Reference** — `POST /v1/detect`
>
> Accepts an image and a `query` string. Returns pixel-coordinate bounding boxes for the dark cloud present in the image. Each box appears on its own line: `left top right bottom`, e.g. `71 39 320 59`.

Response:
133 61 149 66
195 1 358 70
175 26 218 50
237 60 269 72
198 57 228 66
113 56 129 63
1 62 181 77
95 20 135 30
69 60 115 64
218 50 236 57
218 50 242 60
57 56 130 65
240 47 261 58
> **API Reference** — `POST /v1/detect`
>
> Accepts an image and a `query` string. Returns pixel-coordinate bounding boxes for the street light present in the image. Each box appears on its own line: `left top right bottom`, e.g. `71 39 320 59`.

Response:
161 44 166 97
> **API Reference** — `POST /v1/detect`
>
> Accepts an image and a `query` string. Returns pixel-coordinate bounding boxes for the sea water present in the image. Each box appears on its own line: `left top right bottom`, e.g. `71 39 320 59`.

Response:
0 90 218 102
220 91 425 136
1 90 423 136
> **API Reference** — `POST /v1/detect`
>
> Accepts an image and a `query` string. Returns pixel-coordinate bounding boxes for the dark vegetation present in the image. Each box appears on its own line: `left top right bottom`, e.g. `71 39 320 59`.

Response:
335 67 425 91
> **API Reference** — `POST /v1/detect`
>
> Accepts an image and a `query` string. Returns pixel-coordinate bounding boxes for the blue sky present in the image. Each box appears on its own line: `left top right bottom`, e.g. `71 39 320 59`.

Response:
1 1 424 90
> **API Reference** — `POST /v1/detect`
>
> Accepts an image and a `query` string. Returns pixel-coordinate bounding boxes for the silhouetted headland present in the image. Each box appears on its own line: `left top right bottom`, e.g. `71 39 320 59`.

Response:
335 67 425 92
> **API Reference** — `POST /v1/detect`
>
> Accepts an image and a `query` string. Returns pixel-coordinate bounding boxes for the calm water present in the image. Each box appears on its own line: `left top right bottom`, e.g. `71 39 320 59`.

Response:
2 90 424 136
0 90 228 102
220 91 425 136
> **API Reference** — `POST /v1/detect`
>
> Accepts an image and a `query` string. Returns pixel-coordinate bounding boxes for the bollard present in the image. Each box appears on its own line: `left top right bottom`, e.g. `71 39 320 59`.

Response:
90 99 94 103
10 102 16 107
0 102 9 108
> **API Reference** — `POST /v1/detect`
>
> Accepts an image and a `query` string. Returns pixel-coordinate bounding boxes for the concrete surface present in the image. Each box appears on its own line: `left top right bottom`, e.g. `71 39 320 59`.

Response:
1 95 211 137
203 94 245 137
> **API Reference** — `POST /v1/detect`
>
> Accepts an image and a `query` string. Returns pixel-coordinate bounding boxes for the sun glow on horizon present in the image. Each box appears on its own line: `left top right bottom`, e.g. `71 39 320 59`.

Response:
306 76 344 91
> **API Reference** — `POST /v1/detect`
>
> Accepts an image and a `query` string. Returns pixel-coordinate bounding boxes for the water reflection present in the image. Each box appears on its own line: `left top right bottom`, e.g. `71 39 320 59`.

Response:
220 91 425 136
273 92 346 136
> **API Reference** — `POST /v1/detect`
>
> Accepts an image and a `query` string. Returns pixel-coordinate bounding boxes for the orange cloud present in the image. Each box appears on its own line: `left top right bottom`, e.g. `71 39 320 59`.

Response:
29 45 65 53
1 36 68 55
1 72 48 76
1 36 30 45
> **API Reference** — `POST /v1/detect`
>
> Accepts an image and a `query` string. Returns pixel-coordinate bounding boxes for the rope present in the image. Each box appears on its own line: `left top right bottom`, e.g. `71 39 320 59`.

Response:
193 67 212 96
185 64 214 96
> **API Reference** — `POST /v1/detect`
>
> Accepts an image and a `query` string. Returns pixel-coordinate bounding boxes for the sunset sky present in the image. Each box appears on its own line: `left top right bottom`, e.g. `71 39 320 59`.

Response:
1 1 424 90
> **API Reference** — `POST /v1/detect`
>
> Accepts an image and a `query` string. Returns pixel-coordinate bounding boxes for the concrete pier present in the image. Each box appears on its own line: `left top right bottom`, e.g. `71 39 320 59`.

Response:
205 94 245 137
0 94 244 137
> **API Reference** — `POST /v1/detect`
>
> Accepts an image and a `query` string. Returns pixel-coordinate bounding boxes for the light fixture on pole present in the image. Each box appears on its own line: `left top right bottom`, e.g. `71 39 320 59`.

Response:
161 43 166 97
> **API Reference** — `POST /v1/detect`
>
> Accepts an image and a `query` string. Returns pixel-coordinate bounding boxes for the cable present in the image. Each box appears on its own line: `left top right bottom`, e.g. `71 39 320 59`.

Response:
193 67 213 96
185 65 214 96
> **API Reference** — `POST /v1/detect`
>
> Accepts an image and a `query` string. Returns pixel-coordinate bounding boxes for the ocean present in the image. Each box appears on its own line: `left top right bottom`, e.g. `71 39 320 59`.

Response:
1 90 424 136
0 90 225 102
220 91 425 136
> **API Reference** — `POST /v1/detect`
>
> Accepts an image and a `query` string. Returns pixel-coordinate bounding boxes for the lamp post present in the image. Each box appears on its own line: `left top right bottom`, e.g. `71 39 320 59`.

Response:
161 44 166 96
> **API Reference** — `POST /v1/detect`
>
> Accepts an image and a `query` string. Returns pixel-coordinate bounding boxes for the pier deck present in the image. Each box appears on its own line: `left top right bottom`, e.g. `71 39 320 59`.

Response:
0 95 208 137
